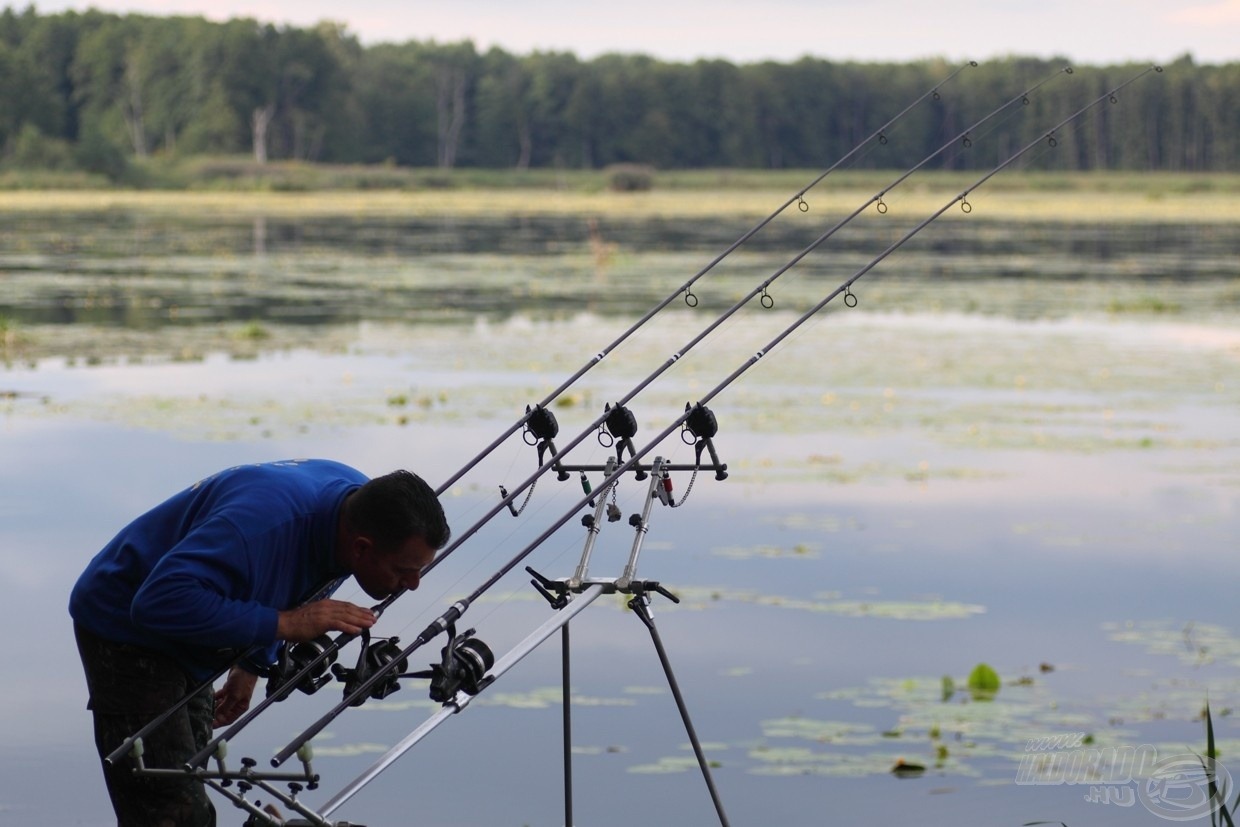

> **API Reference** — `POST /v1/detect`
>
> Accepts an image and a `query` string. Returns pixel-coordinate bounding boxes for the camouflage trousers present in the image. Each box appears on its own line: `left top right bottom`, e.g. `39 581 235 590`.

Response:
74 623 217 827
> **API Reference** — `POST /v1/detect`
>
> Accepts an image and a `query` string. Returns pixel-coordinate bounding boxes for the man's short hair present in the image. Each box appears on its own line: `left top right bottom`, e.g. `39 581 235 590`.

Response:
345 470 450 552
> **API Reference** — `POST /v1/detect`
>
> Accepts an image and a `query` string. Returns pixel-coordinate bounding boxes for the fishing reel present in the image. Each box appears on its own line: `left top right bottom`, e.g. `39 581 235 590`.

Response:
682 402 728 481
501 404 570 518
524 402 559 443
600 402 647 480
525 403 570 481
331 629 408 707
265 635 338 698
408 624 495 704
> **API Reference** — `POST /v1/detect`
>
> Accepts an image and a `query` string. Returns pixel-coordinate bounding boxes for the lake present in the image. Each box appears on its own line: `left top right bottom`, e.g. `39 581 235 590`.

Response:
2 191 1239 827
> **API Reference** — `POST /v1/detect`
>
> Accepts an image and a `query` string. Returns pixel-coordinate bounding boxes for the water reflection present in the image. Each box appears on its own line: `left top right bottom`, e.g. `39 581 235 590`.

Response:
2 211 1239 826
3 214 1238 331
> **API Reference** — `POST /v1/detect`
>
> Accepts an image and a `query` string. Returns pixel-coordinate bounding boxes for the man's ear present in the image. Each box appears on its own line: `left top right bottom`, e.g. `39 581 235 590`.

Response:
351 534 374 562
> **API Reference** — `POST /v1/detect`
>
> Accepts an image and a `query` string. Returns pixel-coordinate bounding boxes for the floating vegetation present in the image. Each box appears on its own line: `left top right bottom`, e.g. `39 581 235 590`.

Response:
747 745 928 778
364 685 638 712
232 321 271 341
358 697 440 714
473 686 638 710
711 542 819 560
1106 295 1183 315
627 755 705 774
764 512 858 533
472 584 986 623
623 686 667 696
719 666 753 678
807 673 1110 780
891 759 927 777
669 586 986 621
569 744 631 756
1103 619 1240 668
967 663 1002 701
682 741 729 753
5 198 1240 818
311 742 391 759
4 299 1237 494
0 315 32 363
759 717 878 744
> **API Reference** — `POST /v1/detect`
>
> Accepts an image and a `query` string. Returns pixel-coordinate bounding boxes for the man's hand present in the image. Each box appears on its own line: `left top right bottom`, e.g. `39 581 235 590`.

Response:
276 598 376 643
213 666 258 728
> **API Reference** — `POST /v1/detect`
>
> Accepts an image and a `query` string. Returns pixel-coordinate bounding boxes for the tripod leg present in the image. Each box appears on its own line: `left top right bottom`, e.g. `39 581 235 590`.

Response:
562 623 573 827
629 598 731 827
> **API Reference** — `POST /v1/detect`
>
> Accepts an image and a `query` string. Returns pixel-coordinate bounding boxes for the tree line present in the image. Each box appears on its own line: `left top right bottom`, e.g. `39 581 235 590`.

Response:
1 6 1236 179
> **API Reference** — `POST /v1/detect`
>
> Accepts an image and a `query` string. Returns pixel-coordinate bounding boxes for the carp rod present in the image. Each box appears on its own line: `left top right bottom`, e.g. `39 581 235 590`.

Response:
104 65 976 776
412 63 1068 580
426 58 977 497
107 63 971 771
179 61 999 770
188 61 1070 772
267 63 1161 773
415 64 1070 576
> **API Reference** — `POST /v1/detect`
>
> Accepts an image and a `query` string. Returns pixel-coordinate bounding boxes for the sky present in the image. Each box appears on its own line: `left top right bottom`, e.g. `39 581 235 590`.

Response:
18 0 1240 65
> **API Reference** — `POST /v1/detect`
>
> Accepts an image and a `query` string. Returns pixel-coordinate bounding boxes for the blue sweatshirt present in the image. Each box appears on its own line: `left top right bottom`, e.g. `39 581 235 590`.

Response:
69 459 366 680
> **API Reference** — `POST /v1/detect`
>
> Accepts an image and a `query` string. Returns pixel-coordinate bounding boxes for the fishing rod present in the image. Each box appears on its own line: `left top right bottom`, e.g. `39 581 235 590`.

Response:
418 63 1069 579
180 61 982 770
427 59 978 498
189 61 1062 771
197 62 1068 769
411 61 1071 570
110 64 965 773
269 64 1160 772
119 63 963 766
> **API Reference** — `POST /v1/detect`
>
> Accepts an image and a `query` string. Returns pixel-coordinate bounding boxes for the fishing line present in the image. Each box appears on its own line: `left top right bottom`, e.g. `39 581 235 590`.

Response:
115 62 980 781
193 65 1067 772
429 60 977 498
435 526 591 632
422 488 571 610
267 67 1161 773
409 466 600 637
955 89 1045 154
198 61 1057 773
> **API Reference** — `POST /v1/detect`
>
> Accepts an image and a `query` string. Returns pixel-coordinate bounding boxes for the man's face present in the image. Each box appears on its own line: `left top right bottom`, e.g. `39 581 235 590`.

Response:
352 535 435 600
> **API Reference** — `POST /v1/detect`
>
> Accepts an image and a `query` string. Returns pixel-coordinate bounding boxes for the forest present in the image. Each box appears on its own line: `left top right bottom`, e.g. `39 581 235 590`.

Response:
1 6 1237 181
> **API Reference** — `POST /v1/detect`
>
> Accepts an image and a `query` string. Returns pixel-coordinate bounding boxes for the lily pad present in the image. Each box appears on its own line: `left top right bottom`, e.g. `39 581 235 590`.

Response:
968 663 1002 700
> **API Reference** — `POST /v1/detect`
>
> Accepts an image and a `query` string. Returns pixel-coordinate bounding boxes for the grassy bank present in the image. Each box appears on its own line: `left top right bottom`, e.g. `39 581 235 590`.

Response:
2 178 1238 224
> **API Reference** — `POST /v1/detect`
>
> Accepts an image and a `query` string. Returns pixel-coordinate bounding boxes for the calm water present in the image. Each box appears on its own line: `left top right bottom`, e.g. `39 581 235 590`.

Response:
2 205 1239 826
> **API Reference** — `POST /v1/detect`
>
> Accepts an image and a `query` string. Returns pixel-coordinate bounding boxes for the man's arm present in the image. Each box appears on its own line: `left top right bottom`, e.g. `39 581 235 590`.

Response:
210 601 375 728
213 666 258 727
131 518 283 649
276 599 376 643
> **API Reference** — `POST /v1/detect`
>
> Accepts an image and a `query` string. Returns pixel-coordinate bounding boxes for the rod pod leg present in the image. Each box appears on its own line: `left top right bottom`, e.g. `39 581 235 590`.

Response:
628 596 731 827
562 622 574 827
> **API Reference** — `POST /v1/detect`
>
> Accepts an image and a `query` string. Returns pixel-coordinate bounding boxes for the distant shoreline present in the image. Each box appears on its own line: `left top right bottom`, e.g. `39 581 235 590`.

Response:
2 169 1238 224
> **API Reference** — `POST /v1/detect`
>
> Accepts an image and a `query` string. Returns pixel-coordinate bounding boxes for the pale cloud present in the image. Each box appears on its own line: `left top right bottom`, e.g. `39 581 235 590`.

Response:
1168 0 1240 23
23 0 1239 64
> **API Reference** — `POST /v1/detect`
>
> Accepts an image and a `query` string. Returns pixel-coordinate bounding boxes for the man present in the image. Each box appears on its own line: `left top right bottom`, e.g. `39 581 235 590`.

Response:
69 459 451 826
